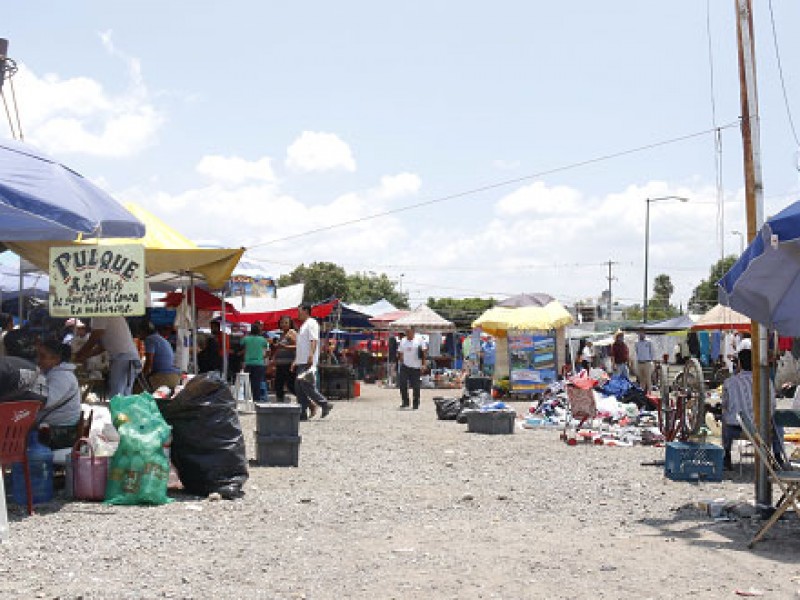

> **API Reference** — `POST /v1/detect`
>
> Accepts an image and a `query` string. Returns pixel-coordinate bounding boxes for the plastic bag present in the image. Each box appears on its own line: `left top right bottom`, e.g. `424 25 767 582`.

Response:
157 373 248 499
105 394 172 505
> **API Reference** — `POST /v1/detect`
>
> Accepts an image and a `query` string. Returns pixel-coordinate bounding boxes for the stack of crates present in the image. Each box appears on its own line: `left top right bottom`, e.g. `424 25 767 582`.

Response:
255 403 302 467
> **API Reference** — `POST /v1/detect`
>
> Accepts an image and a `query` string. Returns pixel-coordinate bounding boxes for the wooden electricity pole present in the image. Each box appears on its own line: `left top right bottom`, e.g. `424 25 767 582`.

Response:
735 0 770 507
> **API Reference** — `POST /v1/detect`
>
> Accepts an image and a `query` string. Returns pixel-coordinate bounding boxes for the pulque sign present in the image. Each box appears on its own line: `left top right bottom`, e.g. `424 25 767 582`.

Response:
49 244 146 317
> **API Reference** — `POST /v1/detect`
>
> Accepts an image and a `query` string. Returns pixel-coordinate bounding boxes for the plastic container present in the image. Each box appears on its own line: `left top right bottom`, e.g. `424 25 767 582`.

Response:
255 403 302 437
664 441 724 482
466 410 516 435
72 438 110 501
11 431 54 506
255 434 301 467
465 376 493 394
353 381 361 398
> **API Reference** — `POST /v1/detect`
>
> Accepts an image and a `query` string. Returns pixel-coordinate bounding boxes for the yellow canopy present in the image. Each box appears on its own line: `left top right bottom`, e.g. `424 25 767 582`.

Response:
472 302 574 336
4 203 244 289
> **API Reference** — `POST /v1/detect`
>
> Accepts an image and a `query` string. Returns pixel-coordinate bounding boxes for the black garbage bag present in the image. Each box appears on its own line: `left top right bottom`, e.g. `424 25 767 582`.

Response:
434 397 461 420
157 373 248 499
0 357 46 402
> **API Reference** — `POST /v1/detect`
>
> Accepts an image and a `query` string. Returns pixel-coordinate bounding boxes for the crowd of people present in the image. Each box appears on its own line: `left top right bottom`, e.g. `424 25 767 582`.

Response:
0 302 343 454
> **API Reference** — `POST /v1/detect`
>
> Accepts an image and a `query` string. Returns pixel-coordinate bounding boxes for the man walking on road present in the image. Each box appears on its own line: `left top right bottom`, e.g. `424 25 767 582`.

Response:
397 326 427 410
291 303 332 420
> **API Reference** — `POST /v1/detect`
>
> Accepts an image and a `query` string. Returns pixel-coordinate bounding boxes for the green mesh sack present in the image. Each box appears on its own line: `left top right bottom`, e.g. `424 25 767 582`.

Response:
105 393 173 505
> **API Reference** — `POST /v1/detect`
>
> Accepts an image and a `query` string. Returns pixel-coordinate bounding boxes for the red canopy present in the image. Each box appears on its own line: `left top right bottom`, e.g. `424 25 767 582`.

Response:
163 286 239 316
224 300 337 330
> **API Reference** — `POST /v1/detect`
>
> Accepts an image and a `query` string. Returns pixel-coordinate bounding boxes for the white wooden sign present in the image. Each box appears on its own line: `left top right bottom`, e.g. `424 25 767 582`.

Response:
49 244 146 317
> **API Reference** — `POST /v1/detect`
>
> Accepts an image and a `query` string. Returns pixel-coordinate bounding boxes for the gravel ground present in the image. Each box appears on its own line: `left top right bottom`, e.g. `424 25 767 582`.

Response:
2 383 800 599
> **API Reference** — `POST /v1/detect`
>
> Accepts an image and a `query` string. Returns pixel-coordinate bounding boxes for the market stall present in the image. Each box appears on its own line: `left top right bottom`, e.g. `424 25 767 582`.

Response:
472 295 573 395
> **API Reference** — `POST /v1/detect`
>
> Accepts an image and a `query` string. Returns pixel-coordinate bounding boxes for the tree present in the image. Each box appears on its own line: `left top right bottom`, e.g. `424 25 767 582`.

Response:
688 255 738 313
277 262 348 303
647 273 679 321
346 271 408 308
426 297 496 330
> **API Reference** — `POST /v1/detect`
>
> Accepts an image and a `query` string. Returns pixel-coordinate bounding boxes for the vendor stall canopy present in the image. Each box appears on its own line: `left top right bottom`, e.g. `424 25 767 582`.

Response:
472 295 573 336
388 304 455 332
3 202 244 290
692 303 750 331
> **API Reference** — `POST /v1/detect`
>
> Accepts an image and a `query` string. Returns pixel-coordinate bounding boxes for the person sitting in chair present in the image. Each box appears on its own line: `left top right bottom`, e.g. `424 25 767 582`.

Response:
36 339 82 449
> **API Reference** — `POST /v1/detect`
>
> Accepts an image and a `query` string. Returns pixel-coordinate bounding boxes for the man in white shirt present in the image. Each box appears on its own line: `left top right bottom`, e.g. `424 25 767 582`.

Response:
291 303 332 420
75 316 142 398
397 326 427 410
634 329 656 393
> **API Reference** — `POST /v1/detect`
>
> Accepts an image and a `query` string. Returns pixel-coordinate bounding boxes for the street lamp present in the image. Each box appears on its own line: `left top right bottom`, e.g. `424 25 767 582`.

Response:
643 195 689 323
731 230 745 254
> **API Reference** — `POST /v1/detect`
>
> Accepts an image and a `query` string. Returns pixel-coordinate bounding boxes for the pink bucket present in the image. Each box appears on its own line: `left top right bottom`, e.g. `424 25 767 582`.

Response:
72 438 109 502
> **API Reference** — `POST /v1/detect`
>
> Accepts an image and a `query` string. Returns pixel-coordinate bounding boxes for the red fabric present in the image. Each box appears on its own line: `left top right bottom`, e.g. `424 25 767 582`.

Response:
779 336 793 352
224 300 337 330
163 286 239 315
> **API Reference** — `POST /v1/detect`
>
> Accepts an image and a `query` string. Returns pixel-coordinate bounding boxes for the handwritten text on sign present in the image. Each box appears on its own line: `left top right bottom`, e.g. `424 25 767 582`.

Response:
49 245 146 317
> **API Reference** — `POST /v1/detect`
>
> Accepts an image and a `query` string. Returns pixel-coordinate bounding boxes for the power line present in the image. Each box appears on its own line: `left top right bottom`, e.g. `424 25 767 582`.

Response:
246 121 740 249
767 0 800 148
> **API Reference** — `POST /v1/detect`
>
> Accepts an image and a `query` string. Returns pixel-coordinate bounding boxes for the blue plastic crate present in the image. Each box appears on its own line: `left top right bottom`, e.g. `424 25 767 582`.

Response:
664 441 724 482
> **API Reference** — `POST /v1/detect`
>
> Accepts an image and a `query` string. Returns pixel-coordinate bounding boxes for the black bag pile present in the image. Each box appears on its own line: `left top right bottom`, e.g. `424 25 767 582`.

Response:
0 356 46 402
434 391 490 423
157 373 248 499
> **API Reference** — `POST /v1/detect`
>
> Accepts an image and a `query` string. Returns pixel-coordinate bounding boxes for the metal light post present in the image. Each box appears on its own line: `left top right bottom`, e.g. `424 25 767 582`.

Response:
731 229 745 254
643 196 689 323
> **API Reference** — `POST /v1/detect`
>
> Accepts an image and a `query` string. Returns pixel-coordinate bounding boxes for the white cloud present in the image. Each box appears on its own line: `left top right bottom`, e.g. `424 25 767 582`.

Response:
196 155 277 186
285 131 356 173
10 32 163 157
495 181 583 216
373 173 421 199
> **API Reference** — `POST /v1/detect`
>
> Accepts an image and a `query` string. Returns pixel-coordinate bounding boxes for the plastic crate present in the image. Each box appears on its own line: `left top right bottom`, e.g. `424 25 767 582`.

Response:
465 376 493 394
255 434 301 467
255 403 302 437
466 410 516 435
664 441 724 482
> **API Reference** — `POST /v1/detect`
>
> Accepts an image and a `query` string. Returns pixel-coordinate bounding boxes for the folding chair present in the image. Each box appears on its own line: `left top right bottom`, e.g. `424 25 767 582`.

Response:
738 412 800 547
0 401 42 517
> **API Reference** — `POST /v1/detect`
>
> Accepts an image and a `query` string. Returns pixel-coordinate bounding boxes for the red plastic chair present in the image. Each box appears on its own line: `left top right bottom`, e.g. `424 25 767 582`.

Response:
0 401 41 516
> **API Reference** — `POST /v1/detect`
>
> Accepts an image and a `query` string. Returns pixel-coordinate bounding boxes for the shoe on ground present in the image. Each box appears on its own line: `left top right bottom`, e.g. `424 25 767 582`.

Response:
412 405 420 410
398 405 410 410
321 403 333 418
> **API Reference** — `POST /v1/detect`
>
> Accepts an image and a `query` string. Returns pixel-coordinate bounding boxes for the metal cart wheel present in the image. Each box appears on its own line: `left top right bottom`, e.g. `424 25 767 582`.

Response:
658 358 706 441
680 358 706 437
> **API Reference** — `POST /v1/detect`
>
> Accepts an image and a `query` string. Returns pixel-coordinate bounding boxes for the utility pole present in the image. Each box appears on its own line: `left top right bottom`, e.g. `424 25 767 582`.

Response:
735 0 770 508
605 260 618 320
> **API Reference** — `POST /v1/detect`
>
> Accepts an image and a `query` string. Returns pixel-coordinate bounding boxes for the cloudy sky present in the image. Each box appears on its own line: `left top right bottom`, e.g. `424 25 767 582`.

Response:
3 1 800 311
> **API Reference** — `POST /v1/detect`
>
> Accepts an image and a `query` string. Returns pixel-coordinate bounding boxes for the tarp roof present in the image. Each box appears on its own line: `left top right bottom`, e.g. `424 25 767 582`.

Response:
369 309 411 329
3 202 244 290
225 299 338 329
344 298 398 317
389 304 456 332
225 283 304 314
162 286 239 316
692 303 751 331
472 301 574 336
632 314 695 333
